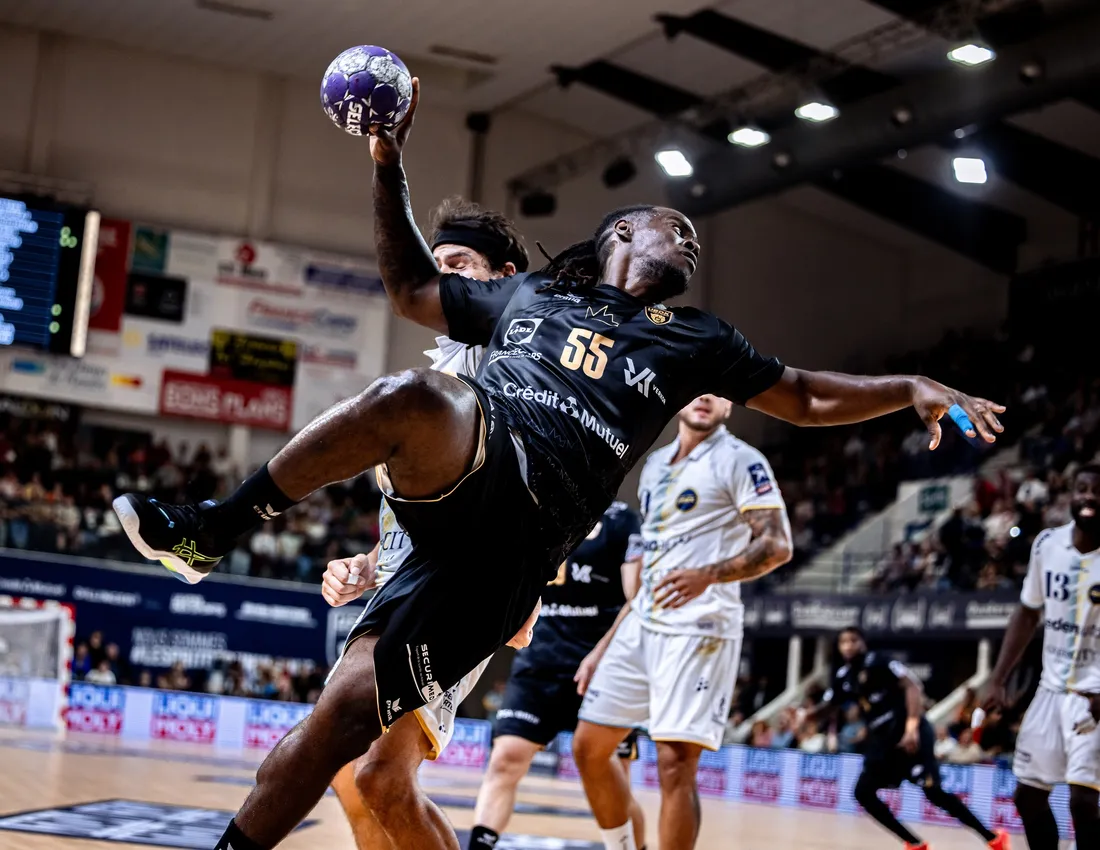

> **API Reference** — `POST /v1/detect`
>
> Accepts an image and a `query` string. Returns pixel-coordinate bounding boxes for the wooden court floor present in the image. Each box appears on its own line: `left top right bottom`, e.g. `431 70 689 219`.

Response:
0 728 1022 850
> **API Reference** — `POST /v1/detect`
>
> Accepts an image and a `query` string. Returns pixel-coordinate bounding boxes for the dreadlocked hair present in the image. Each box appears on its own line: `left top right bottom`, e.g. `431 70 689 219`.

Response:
536 204 660 293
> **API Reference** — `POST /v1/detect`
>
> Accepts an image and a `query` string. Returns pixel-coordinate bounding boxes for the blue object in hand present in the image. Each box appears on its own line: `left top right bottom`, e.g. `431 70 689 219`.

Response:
948 403 975 436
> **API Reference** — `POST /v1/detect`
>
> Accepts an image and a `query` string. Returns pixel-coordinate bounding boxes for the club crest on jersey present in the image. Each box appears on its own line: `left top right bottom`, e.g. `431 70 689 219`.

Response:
1089 583 1100 605
748 462 773 495
504 318 543 344
676 489 698 511
585 305 619 327
644 306 673 325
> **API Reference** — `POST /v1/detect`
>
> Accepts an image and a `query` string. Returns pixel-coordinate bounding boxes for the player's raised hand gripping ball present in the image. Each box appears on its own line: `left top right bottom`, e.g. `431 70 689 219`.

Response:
321 46 413 136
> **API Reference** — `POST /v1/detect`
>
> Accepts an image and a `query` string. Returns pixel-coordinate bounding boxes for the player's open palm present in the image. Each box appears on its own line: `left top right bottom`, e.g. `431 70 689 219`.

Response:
911 376 1005 450
321 550 377 607
368 77 419 166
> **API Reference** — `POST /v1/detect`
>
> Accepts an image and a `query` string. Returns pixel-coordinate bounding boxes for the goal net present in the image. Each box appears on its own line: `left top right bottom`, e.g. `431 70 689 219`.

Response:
0 598 74 729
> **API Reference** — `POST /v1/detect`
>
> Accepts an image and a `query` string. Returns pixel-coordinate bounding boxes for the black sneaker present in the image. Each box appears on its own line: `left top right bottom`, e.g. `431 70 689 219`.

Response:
112 494 231 584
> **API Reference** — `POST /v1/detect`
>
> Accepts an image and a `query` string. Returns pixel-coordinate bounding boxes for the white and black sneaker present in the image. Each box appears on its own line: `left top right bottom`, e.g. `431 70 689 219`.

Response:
112 494 232 584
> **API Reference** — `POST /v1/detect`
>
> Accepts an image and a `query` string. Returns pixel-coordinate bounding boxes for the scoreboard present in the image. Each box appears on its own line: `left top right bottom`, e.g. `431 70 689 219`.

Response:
0 196 99 356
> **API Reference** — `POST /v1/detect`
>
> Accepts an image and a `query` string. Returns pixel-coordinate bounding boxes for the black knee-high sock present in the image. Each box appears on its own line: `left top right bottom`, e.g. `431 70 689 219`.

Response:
1070 786 1100 849
203 463 296 541
854 777 922 845
214 819 266 850
923 786 996 842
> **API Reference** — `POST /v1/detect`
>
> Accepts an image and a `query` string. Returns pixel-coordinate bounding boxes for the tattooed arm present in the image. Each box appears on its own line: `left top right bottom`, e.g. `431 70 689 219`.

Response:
368 78 449 333
652 509 792 609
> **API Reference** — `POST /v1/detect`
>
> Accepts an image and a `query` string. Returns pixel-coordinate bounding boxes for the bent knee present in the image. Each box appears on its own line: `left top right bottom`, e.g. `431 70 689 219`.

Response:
656 743 701 785
572 723 623 767
487 738 537 781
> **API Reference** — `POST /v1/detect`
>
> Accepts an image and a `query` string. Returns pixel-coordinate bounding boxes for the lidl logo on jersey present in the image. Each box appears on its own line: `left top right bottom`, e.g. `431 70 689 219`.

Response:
66 683 125 735
244 701 313 749
151 692 218 743
991 764 1024 831
748 462 773 495
921 764 972 824
623 358 665 403
741 747 783 802
502 383 630 460
0 677 28 726
797 753 840 809
503 318 543 345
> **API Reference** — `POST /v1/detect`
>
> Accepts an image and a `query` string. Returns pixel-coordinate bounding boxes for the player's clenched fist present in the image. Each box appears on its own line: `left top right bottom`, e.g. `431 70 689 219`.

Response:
321 550 378 607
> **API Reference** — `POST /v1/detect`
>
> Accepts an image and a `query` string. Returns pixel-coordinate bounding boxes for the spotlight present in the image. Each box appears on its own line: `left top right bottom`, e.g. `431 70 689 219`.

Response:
602 157 637 189
890 106 914 127
772 151 793 169
947 44 995 66
689 183 707 198
952 157 988 185
655 149 693 178
520 190 557 217
728 126 770 147
795 101 838 122
1019 59 1045 83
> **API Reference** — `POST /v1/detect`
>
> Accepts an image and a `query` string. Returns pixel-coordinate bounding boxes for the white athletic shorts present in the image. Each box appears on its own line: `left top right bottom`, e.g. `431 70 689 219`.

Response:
328 609 489 761
1014 687 1100 791
578 610 741 751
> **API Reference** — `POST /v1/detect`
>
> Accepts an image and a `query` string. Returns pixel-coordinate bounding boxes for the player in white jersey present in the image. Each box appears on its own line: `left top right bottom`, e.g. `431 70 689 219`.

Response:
988 464 1100 850
319 197 532 850
573 394 793 850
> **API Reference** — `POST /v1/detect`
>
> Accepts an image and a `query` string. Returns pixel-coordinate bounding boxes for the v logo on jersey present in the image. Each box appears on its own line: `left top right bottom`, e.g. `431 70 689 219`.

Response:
585 305 619 327
571 563 593 583
624 358 666 403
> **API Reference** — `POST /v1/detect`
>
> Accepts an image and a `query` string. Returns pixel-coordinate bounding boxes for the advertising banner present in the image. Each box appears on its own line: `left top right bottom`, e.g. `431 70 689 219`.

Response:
741 588 1019 638
160 370 293 431
89 219 131 333
0 554 340 672
209 330 297 387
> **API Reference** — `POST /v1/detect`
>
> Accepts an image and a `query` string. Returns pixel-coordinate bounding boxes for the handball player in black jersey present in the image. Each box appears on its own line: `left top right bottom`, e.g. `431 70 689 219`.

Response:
110 78 1007 850
467 500 646 850
814 627 1008 850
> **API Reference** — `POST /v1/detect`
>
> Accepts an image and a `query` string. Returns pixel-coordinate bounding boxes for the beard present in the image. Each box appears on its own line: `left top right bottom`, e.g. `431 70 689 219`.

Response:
1072 503 1100 536
636 257 690 303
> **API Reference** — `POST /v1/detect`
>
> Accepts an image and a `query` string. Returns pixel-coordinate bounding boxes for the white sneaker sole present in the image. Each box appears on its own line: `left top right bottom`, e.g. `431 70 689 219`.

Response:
112 496 208 585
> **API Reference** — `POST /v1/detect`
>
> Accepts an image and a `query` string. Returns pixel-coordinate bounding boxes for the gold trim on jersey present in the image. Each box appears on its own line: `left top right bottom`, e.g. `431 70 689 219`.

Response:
739 504 784 513
374 387 488 504
413 709 443 760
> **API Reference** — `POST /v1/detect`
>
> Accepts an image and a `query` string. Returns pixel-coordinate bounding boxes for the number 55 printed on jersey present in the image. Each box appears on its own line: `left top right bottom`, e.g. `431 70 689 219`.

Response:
561 328 615 379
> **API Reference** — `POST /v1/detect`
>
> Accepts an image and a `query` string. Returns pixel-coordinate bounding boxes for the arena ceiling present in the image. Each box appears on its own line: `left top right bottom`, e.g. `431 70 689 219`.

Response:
2 0 1099 271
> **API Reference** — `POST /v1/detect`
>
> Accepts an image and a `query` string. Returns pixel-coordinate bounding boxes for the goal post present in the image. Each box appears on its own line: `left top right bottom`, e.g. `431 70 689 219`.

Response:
0 597 74 729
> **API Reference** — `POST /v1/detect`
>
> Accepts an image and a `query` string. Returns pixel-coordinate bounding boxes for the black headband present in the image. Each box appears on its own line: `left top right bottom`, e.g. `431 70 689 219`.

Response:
432 224 528 273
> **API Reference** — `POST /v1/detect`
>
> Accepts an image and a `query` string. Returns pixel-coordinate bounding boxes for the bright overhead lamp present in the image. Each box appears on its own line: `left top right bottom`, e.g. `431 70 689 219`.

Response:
795 101 838 122
948 44 995 66
655 149 693 177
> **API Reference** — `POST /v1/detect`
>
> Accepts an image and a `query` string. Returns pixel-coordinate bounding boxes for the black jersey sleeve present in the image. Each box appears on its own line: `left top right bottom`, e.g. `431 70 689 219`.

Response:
438 272 527 346
705 318 785 405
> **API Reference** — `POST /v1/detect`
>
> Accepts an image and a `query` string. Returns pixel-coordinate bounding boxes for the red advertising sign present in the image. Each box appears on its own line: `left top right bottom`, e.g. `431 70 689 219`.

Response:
90 219 132 332
160 370 292 431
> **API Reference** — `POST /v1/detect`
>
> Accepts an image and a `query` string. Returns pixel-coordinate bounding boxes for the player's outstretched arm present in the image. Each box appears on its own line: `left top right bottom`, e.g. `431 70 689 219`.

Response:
747 367 1005 450
986 604 1042 708
368 78 448 333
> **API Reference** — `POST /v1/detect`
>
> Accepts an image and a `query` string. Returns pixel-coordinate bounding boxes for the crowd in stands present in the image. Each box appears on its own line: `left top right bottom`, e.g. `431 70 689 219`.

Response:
72 628 330 704
0 411 382 583
1 324 1096 595
725 679 1019 764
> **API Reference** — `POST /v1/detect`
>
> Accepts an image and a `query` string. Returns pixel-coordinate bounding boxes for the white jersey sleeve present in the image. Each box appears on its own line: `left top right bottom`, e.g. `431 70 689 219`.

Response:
730 445 786 513
1020 532 1046 611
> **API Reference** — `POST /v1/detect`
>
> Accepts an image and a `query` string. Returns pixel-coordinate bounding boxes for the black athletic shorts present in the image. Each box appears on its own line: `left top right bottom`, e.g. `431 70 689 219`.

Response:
345 376 551 728
860 718 941 789
495 668 638 758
